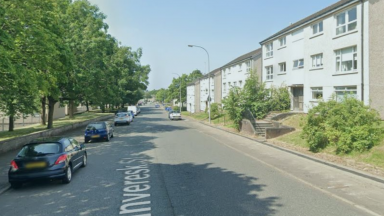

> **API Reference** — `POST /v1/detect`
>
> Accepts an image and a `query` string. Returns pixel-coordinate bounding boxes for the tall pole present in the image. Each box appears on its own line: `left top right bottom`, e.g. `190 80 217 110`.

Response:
172 73 181 113
188 45 211 124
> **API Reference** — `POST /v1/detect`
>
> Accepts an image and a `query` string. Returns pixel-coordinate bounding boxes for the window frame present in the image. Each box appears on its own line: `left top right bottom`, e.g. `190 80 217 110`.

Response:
334 86 357 101
278 62 286 73
265 66 273 81
311 53 323 69
246 61 251 72
335 7 357 36
311 87 323 100
312 21 324 35
293 59 304 69
279 36 286 47
335 46 357 73
266 43 273 58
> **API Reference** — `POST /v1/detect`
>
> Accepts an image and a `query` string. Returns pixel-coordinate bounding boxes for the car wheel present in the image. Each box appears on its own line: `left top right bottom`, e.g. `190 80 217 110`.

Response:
62 165 72 184
84 138 90 143
81 154 87 168
10 182 23 189
127 121 130 125
114 123 117 126
106 134 110 142
111 132 114 138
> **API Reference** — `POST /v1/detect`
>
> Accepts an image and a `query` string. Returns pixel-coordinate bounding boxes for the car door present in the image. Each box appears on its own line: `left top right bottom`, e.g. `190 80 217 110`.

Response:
69 138 82 169
63 139 78 167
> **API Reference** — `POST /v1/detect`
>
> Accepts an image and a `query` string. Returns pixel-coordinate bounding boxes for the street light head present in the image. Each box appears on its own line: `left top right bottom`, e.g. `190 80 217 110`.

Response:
188 45 193 47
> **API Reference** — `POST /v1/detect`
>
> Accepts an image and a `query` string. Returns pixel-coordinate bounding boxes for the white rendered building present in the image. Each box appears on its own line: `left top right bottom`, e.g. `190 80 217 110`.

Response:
221 49 262 99
260 0 372 113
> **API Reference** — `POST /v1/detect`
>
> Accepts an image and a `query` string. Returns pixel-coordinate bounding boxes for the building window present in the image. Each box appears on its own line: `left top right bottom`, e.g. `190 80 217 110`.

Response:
311 87 323 100
312 21 323 35
223 83 226 92
223 69 226 78
246 61 251 72
335 46 357 73
238 64 242 72
279 36 286 47
335 86 357 101
234 81 237 87
266 43 273 57
311 54 323 69
336 7 357 35
293 59 304 69
266 66 273 80
239 81 243 87
228 82 231 87
279 62 286 73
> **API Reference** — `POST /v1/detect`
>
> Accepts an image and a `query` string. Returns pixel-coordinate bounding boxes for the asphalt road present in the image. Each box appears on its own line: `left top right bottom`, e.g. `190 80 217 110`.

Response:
0 106 380 216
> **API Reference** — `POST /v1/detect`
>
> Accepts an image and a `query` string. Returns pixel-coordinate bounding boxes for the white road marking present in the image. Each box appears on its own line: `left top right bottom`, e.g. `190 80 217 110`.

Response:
118 158 152 215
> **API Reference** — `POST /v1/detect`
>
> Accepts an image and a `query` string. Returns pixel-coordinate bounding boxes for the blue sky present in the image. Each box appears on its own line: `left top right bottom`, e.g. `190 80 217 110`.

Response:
88 0 339 90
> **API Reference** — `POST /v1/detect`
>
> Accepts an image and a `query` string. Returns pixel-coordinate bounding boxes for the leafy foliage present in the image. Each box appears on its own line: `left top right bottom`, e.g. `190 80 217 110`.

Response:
0 0 150 130
302 96 384 154
210 103 221 118
223 70 290 129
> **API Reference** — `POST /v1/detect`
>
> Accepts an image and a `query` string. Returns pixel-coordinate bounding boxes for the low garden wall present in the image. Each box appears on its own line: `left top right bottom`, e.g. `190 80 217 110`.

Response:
0 115 113 154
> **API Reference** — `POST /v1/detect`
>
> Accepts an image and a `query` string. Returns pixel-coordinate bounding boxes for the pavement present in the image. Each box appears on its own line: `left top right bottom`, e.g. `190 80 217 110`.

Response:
0 106 383 216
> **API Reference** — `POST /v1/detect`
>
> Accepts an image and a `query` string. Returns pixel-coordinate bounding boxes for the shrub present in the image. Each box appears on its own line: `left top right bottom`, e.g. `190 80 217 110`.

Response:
302 96 384 154
210 103 221 118
222 87 244 130
172 106 179 111
268 86 290 112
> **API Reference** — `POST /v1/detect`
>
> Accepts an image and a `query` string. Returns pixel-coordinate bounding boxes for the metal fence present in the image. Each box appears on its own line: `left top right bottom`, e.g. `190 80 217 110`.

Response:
0 114 42 132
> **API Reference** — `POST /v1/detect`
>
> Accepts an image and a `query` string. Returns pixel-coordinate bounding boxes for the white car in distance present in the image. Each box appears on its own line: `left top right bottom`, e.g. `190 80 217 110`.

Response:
169 111 181 120
114 112 133 126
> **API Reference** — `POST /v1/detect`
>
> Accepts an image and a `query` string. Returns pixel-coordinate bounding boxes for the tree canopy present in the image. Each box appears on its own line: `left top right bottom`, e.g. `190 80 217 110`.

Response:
0 0 150 131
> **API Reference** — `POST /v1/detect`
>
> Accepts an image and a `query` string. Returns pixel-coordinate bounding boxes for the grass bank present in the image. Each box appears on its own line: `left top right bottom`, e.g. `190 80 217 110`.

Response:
0 112 111 142
182 111 238 130
275 114 384 170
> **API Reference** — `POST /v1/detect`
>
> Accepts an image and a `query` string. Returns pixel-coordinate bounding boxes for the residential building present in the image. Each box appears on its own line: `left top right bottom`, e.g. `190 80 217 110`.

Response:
214 70 222 104
260 0 374 113
187 83 195 113
221 48 262 99
368 0 384 117
199 69 218 112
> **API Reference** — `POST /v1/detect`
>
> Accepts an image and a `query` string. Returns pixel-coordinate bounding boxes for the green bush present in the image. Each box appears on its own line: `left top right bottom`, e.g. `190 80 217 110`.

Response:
172 106 179 111
210 103 221 118
268 86 290 112
222 87 244 130
302 96 384 154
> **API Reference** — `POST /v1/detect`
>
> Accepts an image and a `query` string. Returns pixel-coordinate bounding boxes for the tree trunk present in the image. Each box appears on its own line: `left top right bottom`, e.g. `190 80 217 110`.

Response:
69 100 74 119
86 101 89 112
47 96 57 129
101 104 105 113
8 115 14 132
41 96 46 125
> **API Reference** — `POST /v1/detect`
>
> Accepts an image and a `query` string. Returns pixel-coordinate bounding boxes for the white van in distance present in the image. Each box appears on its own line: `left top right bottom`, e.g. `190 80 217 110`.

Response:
128 106 139 116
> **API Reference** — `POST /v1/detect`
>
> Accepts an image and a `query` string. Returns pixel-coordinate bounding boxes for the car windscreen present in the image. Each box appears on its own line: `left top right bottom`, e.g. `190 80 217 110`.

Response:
173 111 180 114
116 113 128 117
18 143 61 157
86 123 105 130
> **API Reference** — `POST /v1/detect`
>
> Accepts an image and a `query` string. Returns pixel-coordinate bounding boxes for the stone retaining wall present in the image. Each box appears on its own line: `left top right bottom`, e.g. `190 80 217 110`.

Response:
0 115 113 154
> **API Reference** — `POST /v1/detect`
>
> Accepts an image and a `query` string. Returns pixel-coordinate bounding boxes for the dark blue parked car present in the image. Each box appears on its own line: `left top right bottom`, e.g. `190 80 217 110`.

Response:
84 122 114 143
8 137 87 188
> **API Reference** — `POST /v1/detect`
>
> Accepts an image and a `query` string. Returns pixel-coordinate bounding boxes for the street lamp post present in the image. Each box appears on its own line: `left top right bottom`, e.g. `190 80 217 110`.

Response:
172 73 182 113
188 45 211 124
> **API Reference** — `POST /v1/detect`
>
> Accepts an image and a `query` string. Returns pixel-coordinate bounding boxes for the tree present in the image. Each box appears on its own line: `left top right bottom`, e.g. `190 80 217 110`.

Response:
187 69 203 82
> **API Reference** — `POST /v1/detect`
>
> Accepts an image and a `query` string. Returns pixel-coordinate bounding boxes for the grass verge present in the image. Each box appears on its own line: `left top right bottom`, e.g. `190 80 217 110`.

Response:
275 114 384 170
0 112 111 142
